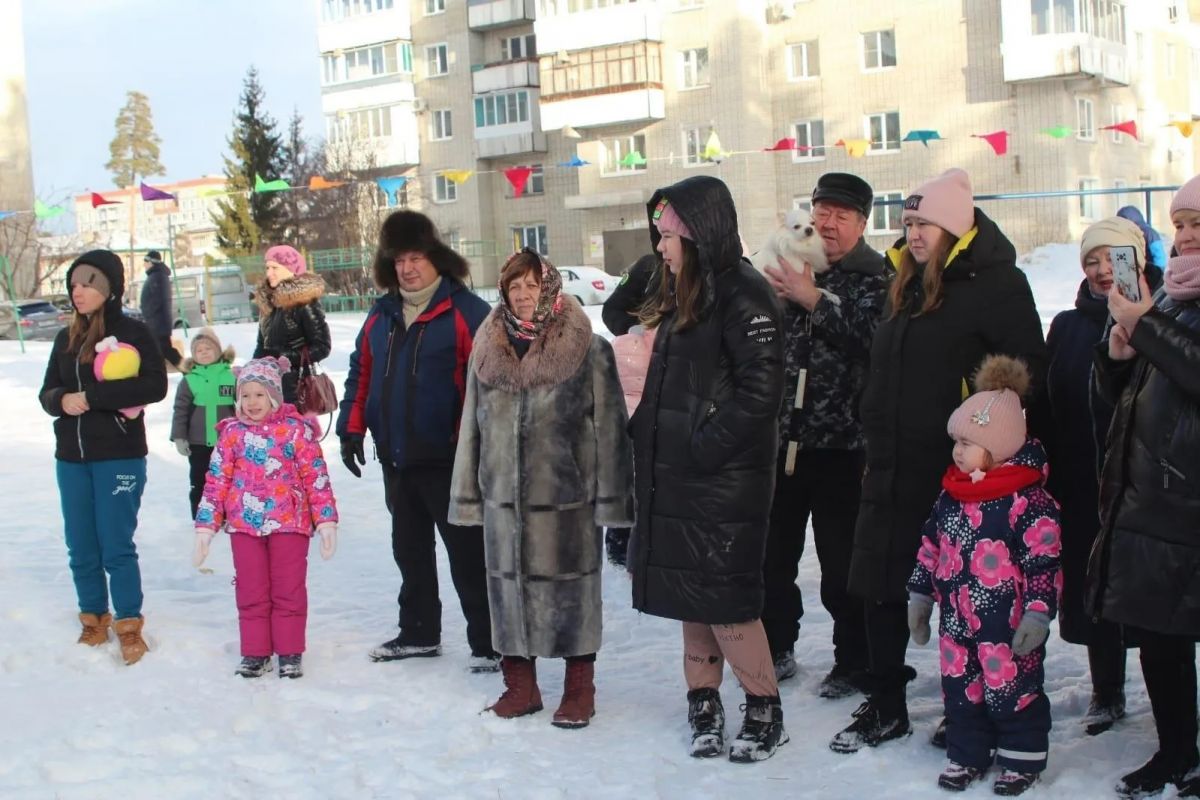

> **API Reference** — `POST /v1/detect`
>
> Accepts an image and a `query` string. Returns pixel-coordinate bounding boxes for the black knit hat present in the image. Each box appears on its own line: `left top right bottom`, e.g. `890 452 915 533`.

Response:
373 210 469 288
144 250 163 262
812 173 874 218
68 249 126 303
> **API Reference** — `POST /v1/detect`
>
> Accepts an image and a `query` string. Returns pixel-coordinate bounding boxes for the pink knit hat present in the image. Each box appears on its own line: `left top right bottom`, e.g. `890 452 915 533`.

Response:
1170 173 1200 216
901 168 976 239
264 244 306 276
236 356 291 411
946 356 1030 464
653 197 693 240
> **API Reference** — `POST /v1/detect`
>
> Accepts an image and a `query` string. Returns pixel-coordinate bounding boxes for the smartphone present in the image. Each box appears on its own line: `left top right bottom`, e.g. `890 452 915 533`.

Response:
1110 245 1141 302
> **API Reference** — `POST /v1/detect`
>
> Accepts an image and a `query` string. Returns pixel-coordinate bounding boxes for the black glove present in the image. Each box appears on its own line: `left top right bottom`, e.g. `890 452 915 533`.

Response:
341 436 365 478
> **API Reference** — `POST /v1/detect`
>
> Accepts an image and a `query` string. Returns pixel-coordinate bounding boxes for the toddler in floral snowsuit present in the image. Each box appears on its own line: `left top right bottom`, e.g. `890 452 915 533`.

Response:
907 356 1062 797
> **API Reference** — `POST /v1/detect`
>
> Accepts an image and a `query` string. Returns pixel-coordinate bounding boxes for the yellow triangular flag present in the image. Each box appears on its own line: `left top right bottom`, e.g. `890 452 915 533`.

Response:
836 138 870 158
702 130 726 162
443 170 474 185
1167 120 1195 138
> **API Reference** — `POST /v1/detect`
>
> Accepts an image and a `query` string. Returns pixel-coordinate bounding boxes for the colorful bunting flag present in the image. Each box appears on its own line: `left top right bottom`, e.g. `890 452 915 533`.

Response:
618 151 647 167
140 181 176 201
34 199 64 219
254 175 291 192
764 137 797 151
557 155 590 167
1100 120 1139 140
308 176 345 190
0 211 16 221
90 192 119 208
902 130 943 147
1167 121 1195 138
503 166 534 198
972 131 1009 156
197 187 228 197
702 131 727 162
443 170 474 185
834 139 869 158
1041 125 1074 139
375 176 407 206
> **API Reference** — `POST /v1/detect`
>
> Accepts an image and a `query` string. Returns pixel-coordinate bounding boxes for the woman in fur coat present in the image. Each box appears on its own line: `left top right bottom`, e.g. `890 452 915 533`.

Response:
252 244 331 404
449 248 634 730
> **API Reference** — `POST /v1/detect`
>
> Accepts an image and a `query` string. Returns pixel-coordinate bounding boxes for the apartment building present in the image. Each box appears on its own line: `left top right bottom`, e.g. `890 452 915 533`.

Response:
0 0 37 297
317 0 1200 285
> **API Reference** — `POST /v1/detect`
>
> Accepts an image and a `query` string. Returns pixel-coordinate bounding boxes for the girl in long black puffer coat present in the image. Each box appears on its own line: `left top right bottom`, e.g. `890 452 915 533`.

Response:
628 175 785 763
253 244 331 405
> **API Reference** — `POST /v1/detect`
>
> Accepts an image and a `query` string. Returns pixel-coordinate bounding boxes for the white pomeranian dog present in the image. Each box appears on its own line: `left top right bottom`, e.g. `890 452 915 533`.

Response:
750 208 839 305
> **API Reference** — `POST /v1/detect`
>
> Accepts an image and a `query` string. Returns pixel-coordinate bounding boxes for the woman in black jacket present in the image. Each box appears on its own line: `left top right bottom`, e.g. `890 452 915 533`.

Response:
39 250 168 665
253 244 331 405
834 169 1047 753
628 176 785 762
1090 177 1200 800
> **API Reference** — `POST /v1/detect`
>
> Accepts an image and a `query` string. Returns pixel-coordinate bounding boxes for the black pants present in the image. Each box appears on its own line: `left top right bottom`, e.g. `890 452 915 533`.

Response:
761 449 868 670
1137 628 1198 763
382 462 494 657
863 600 912 717
1087 620 1127 702
187 445 214 520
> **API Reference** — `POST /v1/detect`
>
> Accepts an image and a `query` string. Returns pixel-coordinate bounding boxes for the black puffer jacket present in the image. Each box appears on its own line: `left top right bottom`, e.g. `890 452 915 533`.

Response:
253 272 332 403
628 176 784 624
1087 292 1200 637
849 208 1047 603
601 253 658 336
139 260 172 338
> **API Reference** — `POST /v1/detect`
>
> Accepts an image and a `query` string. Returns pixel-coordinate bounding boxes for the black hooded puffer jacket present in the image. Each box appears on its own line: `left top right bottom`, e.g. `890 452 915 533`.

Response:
628 175 784 624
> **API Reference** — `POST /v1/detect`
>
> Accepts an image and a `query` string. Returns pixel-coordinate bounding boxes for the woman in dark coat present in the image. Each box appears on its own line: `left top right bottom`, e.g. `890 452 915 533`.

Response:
834 169 1047 753
450 249 633 729
253 244 331 405
628 176 786 763
1089 175 1200 799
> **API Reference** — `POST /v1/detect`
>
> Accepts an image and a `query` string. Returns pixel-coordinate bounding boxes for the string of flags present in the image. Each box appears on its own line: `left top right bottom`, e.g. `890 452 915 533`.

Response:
1 120 1188 220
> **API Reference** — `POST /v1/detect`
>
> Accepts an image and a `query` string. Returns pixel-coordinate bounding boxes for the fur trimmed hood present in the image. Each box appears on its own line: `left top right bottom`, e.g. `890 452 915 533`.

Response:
182 344 236 374
473 294 593 391
256 272 326 315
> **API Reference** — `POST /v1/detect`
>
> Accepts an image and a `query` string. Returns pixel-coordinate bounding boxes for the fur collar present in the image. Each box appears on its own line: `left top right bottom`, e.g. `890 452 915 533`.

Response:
473 295 593 391
182 345 236 374
257 272 326 314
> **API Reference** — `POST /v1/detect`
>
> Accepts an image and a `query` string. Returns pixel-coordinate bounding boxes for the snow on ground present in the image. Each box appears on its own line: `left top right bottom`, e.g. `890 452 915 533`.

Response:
0 249 1169 800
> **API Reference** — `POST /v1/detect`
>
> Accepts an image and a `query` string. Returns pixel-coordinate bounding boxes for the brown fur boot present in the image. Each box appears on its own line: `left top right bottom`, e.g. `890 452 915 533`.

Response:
553 659 596 729
77 612 112 646
113 616 149 665
488 657 543 718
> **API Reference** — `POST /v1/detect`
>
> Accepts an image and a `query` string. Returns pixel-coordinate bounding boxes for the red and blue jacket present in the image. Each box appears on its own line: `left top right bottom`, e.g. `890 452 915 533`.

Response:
336 279 490 469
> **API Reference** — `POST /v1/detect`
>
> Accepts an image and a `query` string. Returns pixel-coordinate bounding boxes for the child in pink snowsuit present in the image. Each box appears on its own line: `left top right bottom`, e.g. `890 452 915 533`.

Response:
193 356 339 679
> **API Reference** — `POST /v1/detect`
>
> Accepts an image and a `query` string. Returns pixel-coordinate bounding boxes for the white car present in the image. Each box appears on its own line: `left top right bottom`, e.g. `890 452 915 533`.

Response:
557 266 621 306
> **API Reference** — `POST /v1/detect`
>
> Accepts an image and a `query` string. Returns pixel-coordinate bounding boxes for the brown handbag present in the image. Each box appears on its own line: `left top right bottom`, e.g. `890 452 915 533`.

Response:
296 346 338 417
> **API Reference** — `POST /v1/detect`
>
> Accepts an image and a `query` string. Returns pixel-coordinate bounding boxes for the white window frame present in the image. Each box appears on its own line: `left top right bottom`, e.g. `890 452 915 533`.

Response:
682 126 713 167
600 134 648 176
679 48 710 90
864 111 901 153
434 174 458 204
513 224 548 255
868 191 904 235
1113 178 1128 211
502 34 537 61
791 119 825 162
1167 43 1177 78
792 196 812 212
426 43 449 77
1079 177 1099 220
1110 103 1125 144
861 29 896 71
425 0 446 15
1077 97 1095 141
474 91 531 128
786 40 819 80
430 108 452 140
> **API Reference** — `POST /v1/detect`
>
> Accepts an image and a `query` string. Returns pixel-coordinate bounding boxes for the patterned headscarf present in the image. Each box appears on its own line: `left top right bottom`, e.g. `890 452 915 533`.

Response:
499 248 563 341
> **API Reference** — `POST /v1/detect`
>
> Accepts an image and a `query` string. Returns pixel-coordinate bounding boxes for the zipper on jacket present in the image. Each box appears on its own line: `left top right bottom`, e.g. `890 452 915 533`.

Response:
74 357 85 460
410 326 427 376
1161 458 1186 489
383 328 397 377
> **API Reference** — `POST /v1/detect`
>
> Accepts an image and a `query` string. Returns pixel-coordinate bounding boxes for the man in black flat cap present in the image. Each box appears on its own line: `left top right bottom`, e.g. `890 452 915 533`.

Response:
759 172 889 697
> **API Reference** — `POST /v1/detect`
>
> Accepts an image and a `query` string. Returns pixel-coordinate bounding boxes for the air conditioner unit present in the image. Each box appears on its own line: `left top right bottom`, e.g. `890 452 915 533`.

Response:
412 98 427 113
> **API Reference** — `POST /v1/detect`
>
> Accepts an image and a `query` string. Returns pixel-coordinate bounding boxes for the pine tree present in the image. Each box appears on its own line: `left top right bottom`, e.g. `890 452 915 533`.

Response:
213 67 285 257
106 91 165 188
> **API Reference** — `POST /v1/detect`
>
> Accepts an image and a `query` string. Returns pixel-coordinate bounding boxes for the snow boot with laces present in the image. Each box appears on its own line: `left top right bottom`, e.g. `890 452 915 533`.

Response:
772 651 798 682
728 694 789 763
552 660 596 729
937 761 986 791
1082 692 1126 736
687 688 725 758
113 616 148 665
368 634 441 662
829 698 912 753
487 657 543 718
77 612 112 646
235 656 273 678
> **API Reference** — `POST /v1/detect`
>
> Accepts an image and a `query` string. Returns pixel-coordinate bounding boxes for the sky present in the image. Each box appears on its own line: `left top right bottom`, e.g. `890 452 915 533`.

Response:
20 0 323 206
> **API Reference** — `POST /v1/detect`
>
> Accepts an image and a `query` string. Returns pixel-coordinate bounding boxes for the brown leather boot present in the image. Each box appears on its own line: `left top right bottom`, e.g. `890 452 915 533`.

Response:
77 612 112 646
487 657 543 718
113 616 149 665
552 659 596 729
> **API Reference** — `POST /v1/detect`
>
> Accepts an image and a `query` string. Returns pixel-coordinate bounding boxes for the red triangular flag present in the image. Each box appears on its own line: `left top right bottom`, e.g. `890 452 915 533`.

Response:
764 137 796 151
972 131 1009 156
1100 120 1139 140
504 166 534 198
91 192 119 208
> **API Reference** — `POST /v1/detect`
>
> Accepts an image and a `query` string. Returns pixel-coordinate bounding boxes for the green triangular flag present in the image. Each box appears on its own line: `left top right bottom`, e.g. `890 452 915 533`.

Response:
619 150 647 167
34 199 64 219
254 174 291 192
1041 125 1074 139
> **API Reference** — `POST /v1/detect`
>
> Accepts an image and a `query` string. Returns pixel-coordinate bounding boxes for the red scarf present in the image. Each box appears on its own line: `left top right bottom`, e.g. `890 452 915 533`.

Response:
941 464 1042 502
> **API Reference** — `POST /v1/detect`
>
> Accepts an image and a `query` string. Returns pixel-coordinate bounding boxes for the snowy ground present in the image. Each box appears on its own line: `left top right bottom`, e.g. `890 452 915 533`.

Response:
0 247 1178 799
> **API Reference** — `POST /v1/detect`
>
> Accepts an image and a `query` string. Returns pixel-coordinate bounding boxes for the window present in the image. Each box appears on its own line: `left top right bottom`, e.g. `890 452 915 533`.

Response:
600 134 647 175
792 196 812 212
1167 43 1177 78
540 41 663 101
861 29 896 70
399 42 413 73
1077 97 1095 140
786 40 819 80
426 44 449 77
339 43 402 82
792 119 825 161
1110 104 1125 143
864 111 901 152
869 192 903 235
1113 178 1128 210
1169 2 1179 23
322 0 393 20
682 126 714 166
431 109 452 140
473 91 531 128
1031 0 1074 34
502 34 537 61
504 165 545 197
434 174 457 203
325 106 394 143
425 0 445 14
1079 178 1099 219
679 48 709 89
513 224 548 255
1034 0 1125 40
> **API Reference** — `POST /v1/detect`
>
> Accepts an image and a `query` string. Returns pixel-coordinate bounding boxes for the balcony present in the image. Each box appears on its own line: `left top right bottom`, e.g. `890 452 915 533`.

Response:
476 128 548 159
999 0 1129 85
474 86 547 158
468 0 535 30
539 88 665 131
317 7 411 54
534 2 662 53
472 59 539 94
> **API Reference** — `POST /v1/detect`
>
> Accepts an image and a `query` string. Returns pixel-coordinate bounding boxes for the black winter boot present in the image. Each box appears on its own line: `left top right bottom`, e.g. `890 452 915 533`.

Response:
1082 691 1126 736
687 688 725 758
937 761 986 792
235 655 273 678
278 654 303 679
993 770 1040 796
1115 751 1197 799
729 695 789 763
829 697 912 753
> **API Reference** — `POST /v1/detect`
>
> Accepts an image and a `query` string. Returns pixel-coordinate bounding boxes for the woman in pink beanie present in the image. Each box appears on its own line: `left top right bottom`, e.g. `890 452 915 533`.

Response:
253 244 331 404
836 167 1047 760
1090 174 1200 798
